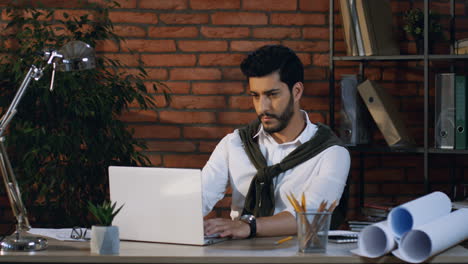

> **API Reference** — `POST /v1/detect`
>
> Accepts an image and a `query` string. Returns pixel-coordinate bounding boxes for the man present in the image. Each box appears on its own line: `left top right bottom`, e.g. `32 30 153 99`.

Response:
202 45 350 239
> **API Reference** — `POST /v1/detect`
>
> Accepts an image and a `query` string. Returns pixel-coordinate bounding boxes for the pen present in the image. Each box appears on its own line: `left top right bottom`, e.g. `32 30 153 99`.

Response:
275 236 293 245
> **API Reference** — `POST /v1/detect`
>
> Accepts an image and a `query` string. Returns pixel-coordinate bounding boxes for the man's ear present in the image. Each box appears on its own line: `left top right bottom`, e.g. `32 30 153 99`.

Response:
292 82 304 102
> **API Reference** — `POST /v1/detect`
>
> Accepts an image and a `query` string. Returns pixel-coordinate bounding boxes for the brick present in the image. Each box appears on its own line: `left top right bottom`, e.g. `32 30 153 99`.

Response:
160 13 209 24
88 0 137 8
229 96 253 110
130 68 168 80
169 95 226 109
114 25 146 38
302 81 330 96
299 0 328 12
103 53 140 67
170 68 222 81
252 27 301 39
301 97 328 111
303 27 329 40
184 127 234 139
190 0 240 9
192 82 244 95
199 141 220 152
178 40 228 52
211 12 267 25
282 40 329 52
109 11 158 24
230 40 280 52
128 95 167 108
312 53 329 67
95 39 119 52
118 109 158 122
139 0 188 9
128 125 181 139
222 68 245 80
214 196 232 208
243 0 297 11
218 112 256 124
297 53 312 66
201 27 250 38
150 81 191 94
199 53 244 66
54 10 93 20
142 54 196 67
303 68 327 80
365 169 404 182
271 13 325 26
382 68 423 82
204 210 217 220
145 141 197 152
121 40 176 52
307 112 325 123
164 154 210 168
159 111 217 124
147 154 163 166
149 26 199 38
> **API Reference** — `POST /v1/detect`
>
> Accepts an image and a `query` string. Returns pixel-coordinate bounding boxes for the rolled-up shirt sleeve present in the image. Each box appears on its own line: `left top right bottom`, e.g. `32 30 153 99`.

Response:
201 135 231 216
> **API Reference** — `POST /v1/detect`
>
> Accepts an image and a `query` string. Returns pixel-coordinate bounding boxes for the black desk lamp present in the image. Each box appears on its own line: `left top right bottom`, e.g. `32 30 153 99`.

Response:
0 41 95 251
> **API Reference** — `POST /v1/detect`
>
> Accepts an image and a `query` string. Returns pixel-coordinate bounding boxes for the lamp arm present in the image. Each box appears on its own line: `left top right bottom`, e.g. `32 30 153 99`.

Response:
0 64 46 233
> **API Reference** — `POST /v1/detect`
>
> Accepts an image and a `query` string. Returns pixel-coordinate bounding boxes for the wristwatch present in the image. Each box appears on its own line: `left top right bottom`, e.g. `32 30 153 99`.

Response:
240 214 256 238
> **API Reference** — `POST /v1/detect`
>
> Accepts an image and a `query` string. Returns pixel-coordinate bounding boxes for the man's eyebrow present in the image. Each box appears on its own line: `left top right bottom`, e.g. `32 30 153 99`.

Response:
249 88 281 95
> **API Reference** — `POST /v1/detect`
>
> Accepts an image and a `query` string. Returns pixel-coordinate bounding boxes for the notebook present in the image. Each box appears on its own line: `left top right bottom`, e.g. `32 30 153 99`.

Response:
108 166 228 246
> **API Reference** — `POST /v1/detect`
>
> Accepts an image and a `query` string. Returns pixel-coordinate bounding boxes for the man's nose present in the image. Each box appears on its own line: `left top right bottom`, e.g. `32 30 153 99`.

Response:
258 96 271 113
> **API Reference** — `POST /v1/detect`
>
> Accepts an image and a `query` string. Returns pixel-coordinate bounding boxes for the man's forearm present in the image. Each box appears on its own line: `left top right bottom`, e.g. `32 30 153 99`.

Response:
256 211 297 237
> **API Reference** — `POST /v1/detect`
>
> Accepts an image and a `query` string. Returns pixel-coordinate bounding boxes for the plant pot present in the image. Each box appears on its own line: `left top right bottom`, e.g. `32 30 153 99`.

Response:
90 225 120 255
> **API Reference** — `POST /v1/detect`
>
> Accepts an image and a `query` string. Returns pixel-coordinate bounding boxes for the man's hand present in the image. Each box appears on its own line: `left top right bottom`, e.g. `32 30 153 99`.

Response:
204 218 250 239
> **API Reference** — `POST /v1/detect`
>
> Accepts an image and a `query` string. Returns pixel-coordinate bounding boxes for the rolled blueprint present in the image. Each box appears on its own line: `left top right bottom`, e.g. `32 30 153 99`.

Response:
388 191 451 240
392 208 468 263
350 221 396 258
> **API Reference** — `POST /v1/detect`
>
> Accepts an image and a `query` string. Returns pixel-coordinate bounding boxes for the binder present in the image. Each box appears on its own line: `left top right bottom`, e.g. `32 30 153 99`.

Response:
339 0 358 56
357 80 414 147
339 74 371 146
435 73 455 149
455 75 467 149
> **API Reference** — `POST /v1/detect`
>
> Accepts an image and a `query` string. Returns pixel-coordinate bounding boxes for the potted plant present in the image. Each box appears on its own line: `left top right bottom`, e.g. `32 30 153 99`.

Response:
403 8 444 54
0 1 166 228
88 201 124 255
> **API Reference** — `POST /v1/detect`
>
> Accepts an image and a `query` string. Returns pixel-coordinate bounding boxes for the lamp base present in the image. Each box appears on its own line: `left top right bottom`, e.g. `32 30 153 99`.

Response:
0 234 48 251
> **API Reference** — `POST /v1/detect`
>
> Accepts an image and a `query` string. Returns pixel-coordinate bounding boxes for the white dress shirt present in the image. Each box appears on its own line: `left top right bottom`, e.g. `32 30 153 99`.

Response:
201 111 351 219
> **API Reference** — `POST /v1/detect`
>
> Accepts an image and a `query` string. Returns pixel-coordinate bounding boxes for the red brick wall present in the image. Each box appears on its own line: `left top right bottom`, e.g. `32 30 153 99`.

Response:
0 0 467 226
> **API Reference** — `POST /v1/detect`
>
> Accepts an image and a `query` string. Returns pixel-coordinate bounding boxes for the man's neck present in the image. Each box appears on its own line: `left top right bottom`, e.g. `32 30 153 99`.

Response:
270 111 306 144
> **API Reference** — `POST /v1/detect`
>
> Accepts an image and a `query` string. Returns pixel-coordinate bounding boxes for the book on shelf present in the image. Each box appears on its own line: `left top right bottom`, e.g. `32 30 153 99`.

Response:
435 73 456 149
339 74 371 146
349 0 365 56
456 46 468 55
455 38 468 54
357 79 415 147
355 0 399 56
339 0 359 56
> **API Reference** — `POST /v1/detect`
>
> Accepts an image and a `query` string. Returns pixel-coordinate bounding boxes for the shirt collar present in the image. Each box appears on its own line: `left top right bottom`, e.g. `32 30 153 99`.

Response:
252 110 317 144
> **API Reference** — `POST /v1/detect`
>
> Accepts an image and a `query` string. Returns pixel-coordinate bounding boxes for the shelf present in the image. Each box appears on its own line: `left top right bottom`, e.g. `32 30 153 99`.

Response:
347 146 468 154
347 145 424 153
333 55 423 61
333 54 468 61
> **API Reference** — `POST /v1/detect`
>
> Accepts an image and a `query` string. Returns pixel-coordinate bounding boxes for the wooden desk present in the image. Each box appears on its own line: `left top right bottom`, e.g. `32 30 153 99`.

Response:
0 237 467 263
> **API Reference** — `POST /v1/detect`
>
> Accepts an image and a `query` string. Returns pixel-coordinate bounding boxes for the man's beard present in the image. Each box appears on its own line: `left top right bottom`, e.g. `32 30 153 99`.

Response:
258 96 294 134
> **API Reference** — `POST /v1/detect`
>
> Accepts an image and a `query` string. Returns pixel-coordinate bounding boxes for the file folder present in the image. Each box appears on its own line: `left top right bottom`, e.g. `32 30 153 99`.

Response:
435 73 455 149
455 75 467 149
357 80 414 147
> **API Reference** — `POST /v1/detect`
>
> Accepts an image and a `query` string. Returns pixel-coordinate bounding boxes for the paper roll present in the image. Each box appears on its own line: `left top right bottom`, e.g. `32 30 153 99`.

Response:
350 221 396 258
388 191 451 239
393 209 468 263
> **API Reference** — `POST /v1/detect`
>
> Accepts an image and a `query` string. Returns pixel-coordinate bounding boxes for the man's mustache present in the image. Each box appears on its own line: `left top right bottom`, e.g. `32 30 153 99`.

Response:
258 113 279 119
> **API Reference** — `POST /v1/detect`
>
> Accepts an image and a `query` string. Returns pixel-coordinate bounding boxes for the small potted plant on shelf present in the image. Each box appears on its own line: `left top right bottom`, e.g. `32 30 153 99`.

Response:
88 201 124 255
403 8 444 54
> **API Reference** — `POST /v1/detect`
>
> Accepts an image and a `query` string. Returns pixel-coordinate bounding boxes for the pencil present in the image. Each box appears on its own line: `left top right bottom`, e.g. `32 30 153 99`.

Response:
274 236 293 245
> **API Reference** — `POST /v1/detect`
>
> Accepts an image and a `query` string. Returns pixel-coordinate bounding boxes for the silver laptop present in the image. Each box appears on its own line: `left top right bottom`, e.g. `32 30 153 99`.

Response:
109 166 228 246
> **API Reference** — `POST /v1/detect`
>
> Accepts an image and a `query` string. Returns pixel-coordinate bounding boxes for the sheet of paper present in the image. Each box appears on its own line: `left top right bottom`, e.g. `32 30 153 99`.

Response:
350 221 395 258
28 228 90 242
393 208 468 263
388 191 451 239
328 230 359 236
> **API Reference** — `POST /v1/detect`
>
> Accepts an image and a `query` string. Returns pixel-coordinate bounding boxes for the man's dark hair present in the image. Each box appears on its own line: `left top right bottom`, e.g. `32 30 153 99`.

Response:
240 45 304 91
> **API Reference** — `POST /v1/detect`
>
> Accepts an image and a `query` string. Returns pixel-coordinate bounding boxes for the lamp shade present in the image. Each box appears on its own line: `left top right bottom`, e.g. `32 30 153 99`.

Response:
57 40 96 72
